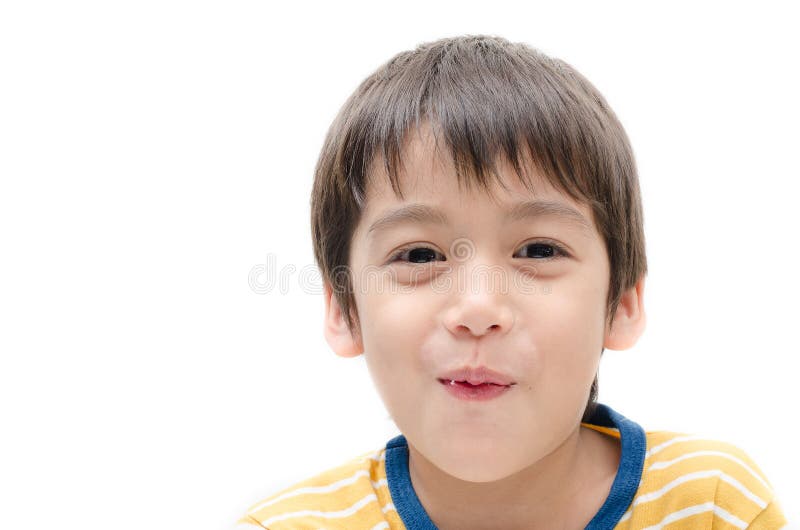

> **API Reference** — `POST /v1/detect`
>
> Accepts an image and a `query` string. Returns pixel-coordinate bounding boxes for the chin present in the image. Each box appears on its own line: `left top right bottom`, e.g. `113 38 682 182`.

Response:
432 443 528 483
439 457 522 483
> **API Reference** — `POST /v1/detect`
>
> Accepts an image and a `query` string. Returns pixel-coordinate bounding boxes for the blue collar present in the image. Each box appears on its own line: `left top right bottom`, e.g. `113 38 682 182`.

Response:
384 403 646 530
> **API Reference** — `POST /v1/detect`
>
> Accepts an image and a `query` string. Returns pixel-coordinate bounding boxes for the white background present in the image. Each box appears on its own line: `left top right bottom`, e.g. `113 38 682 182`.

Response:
1 1 798 528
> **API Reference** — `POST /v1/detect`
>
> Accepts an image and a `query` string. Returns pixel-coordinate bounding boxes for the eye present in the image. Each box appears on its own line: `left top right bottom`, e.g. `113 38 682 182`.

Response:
513 240 569 260
389 245 447 264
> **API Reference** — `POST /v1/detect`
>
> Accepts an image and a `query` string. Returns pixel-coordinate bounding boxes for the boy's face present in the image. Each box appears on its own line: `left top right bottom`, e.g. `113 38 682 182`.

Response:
325 127 643 483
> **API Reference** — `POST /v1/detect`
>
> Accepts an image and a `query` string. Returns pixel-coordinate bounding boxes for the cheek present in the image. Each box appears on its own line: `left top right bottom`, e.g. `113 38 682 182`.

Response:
355 289 440 383
522 280 607 376
359 289 435 342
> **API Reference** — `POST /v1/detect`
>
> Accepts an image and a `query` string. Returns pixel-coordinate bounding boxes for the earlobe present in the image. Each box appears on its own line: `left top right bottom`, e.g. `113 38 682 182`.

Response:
323 282 364 358
604 275 647 351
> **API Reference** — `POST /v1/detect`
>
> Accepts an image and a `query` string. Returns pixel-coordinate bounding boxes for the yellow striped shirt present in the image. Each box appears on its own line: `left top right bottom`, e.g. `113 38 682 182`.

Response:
236 404 788 529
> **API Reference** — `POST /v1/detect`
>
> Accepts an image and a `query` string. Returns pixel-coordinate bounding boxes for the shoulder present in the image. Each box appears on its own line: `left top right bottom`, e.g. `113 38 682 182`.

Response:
620 430 788 528
235 446 396 530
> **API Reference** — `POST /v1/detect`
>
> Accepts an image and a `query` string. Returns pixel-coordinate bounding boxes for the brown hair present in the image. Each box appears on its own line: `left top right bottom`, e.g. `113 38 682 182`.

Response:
310 35 647 420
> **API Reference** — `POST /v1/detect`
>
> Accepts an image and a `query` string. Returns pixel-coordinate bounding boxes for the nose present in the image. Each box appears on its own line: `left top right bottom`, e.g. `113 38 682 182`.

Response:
444 300 514 337
442 269 515 338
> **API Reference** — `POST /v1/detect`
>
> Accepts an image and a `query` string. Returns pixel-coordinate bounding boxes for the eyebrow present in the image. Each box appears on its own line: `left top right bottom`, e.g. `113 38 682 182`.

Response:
367 204 449 237
504 200 592 233
367 200 592 237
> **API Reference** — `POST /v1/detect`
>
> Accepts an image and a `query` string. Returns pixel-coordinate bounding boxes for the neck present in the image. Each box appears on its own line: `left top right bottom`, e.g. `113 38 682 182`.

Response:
406 425 619 530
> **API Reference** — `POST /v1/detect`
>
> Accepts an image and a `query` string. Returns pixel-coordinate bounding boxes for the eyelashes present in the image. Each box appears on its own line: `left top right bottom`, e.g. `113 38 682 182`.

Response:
388 240 569 264
513 241 569 260
389 246 446 264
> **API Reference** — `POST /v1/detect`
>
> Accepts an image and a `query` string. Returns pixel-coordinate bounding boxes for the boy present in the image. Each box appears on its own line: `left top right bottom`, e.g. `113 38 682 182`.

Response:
236 35 787 529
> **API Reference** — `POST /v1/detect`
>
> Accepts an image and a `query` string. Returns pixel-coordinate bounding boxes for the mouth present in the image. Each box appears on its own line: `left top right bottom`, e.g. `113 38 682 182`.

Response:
437 379 513 388
437 365 517 387
437 378 515 401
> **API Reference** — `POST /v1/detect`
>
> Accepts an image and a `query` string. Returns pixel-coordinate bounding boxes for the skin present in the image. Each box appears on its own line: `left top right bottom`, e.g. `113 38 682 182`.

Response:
323 126 646 529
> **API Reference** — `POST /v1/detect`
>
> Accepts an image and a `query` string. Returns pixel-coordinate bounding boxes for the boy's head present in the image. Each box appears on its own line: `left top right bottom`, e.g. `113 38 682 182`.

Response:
311 35 646 481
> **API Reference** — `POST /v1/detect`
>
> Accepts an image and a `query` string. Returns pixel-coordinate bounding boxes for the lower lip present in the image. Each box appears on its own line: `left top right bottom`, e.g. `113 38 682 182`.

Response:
438 379 513 401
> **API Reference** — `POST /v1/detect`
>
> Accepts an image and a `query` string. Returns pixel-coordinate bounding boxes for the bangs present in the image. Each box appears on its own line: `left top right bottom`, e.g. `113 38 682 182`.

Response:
339 36 618 212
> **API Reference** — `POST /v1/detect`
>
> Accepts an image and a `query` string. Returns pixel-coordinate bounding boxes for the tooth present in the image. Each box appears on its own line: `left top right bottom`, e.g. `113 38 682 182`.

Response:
449 379 456 385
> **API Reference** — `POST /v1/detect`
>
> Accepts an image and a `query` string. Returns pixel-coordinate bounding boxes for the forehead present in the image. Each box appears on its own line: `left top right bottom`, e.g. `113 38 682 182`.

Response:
360 126 597 232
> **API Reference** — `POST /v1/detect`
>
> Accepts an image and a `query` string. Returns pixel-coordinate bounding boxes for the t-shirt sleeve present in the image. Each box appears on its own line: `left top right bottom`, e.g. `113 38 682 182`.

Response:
747 498 788 529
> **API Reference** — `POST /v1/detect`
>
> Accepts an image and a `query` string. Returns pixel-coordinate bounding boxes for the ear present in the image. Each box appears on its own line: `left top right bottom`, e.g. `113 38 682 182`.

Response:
323 282 364 358
603 275 647 351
